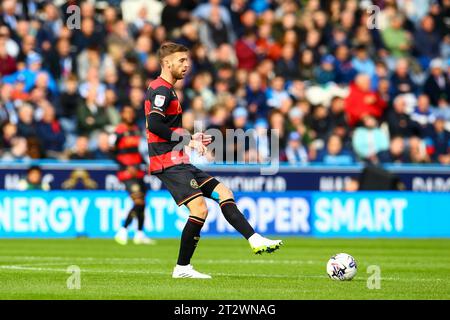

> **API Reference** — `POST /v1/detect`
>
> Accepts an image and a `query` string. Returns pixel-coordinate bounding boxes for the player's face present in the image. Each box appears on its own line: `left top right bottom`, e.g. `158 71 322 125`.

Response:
28 170 41 184
122 107 135 124
167 52 190 80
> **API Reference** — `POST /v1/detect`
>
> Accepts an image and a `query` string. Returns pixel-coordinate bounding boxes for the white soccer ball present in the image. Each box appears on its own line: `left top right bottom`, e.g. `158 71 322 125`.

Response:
326 253 357 281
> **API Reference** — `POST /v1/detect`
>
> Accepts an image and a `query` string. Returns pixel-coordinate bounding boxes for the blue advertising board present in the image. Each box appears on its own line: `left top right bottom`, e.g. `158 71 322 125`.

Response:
1 161 450 192
0 191 449 238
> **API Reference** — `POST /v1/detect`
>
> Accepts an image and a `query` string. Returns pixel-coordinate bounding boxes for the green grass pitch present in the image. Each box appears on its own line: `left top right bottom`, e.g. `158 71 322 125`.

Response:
0 238 449 299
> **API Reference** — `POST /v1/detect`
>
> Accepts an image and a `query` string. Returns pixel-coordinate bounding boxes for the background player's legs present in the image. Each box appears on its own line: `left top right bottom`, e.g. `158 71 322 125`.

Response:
131 193 145 231
129 193 155 244
115 184 155 245
123 194 144 229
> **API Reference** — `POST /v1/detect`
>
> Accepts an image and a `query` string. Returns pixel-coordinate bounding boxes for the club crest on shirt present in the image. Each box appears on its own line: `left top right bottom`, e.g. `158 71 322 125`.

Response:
190 179 199 189
154 95 166 107
131 183 141 193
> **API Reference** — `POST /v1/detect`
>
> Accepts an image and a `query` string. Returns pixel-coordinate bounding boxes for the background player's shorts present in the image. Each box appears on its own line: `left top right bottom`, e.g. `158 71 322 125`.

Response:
123 178 147 197
155 164 218 206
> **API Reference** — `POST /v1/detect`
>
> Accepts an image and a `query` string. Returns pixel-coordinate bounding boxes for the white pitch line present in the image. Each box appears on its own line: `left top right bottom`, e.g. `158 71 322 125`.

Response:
0 256 319 265
0 264 317 279
0 264 446 282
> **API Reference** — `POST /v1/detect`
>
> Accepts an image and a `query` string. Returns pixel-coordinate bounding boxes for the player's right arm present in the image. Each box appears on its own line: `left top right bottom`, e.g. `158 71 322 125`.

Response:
146 86 207 155
146 86 186 142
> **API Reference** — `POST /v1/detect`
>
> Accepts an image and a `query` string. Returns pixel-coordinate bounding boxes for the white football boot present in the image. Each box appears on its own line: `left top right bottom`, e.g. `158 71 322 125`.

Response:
133 231 156 245
114 227 128 245
248 233 283 254
172 264 212 279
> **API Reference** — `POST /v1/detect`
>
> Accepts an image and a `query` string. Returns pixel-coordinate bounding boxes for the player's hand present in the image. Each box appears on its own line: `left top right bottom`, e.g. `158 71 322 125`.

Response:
188 140 207 156
191 132 212 146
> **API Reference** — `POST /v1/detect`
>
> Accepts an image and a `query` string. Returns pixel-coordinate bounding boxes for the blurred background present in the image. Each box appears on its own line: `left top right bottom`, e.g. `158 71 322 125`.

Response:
0 0 449 165
0 0 449 238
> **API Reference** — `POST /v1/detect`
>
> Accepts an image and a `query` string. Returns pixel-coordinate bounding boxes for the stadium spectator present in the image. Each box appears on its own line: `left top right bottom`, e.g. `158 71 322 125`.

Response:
310 104 331 143
284 131 308 164
192 0 234 40
425 116 450 164
423 58 450 106
0 35 17 76
44 37 77 83
334 44 357 85
299 49 315 81
72 18 103 54
0 121 17 152
351 45 376 78
275 44 298 80
93 131 112 160
235 28 258 71
16 103 36 138
190 43 215 76
0 83 18 125
257 23 282 62
39 2 63 48
390 58 418 98
411 94 436 137
36 101 65 157
314 54 337 85
252 118 271 163
1 136 30 161
269 109 287 151
161 0 191 36
378 136 411 163
0 24 19 58
185 72 216 111
328 96 347 131
245 71 267 118
68 135 94 160
352 115 389 163
58 74 82 124
409 136 430 163
266 76 290 110
316 134 354 165
387 95 420 138
77 44 115 83
414 15 442 69
371 61 389 92
344 74 387 127
76 85 109 137
381 14 411 59
198 5 232 52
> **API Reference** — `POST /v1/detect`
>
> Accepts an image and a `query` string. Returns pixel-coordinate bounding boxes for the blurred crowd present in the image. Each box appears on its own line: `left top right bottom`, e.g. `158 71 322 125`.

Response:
0 0 449 165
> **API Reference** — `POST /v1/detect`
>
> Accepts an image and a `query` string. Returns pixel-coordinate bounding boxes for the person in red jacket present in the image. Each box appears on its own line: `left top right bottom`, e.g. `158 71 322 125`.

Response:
0 37 17 77
344 73 387 127
112 105 155 245
235 28 259 71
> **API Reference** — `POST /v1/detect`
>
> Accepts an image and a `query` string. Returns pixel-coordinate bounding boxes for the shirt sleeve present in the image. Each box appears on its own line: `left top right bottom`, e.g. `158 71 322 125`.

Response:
147 112 191 147
147 85 172 116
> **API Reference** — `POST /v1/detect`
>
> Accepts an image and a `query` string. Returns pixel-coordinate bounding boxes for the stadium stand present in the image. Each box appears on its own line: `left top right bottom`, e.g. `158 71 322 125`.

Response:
0 0 449 165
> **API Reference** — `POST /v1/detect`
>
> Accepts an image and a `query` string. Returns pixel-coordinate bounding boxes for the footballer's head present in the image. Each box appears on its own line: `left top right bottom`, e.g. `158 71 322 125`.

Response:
121 105 136 125
158 42 190 80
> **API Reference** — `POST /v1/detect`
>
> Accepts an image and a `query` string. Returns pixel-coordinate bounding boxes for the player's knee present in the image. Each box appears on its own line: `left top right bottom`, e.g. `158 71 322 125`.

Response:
132 195 145 206
188 197 208 219
215 184 234 202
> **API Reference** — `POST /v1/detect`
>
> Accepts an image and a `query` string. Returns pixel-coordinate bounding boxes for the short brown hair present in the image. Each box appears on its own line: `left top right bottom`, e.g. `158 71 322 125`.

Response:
158 42 189 62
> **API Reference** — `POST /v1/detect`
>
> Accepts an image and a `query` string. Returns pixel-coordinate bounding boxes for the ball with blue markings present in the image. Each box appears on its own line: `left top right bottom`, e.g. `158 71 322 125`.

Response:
327 253 357 281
